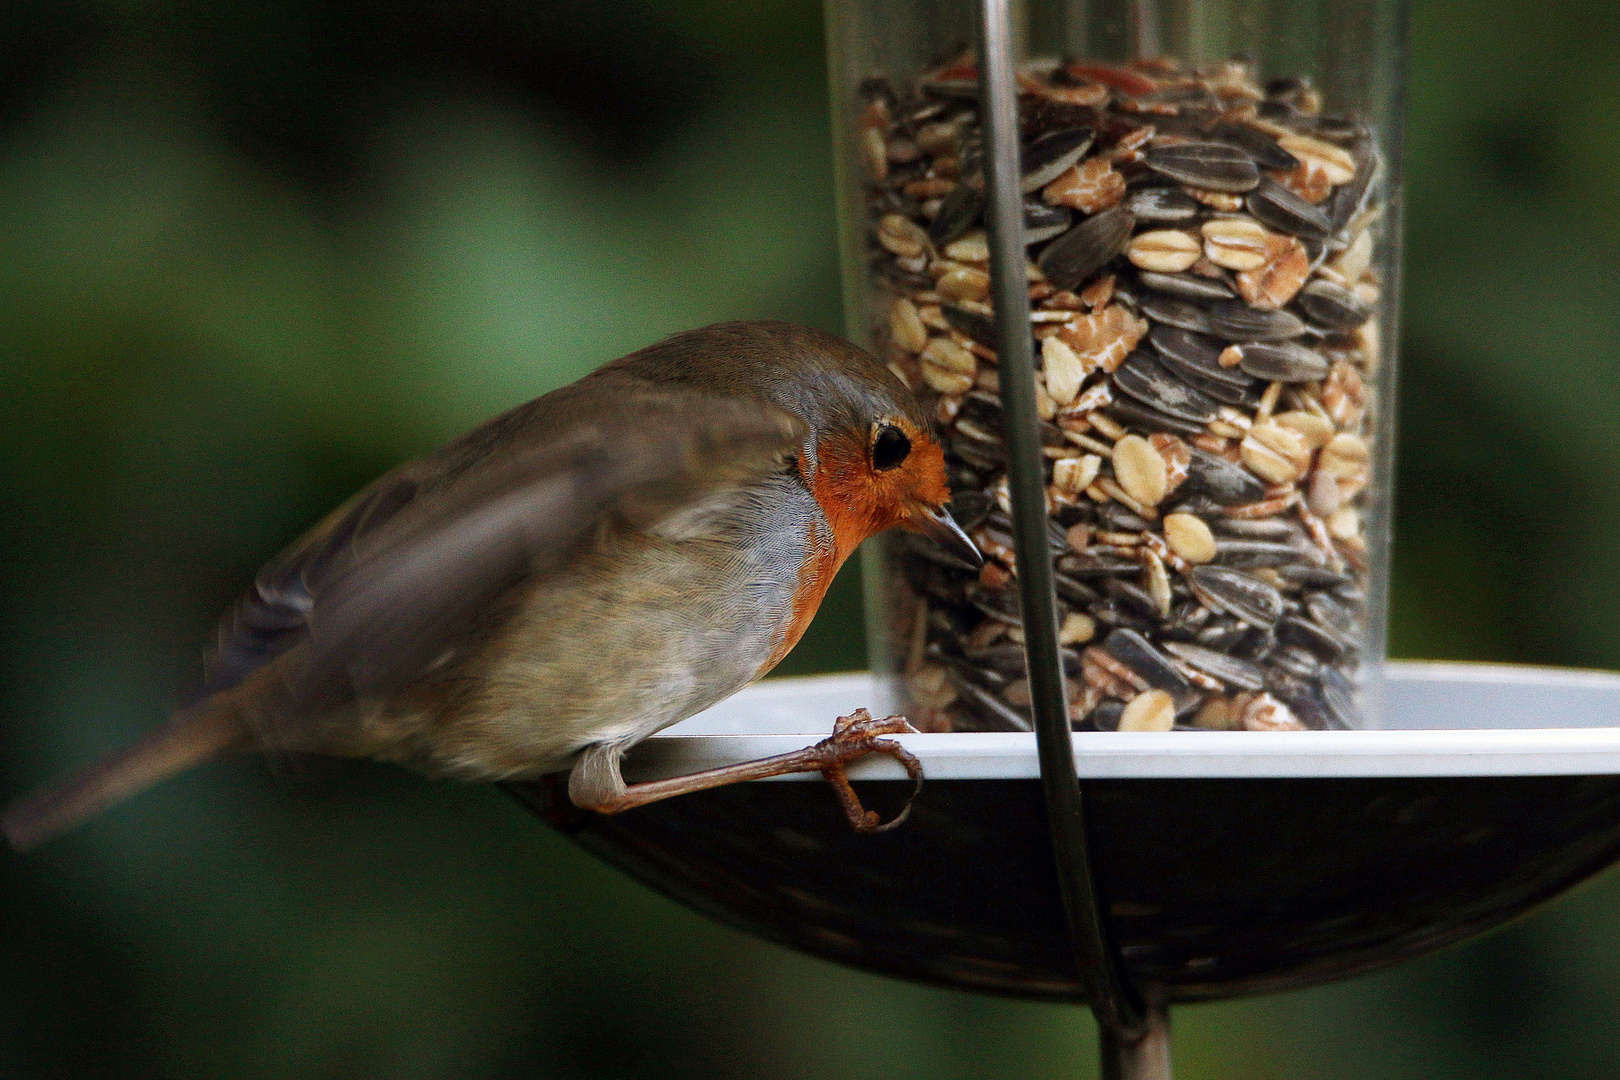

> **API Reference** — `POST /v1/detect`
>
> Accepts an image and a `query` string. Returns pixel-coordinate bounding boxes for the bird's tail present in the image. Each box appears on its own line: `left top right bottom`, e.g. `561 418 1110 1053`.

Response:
4 698 248 853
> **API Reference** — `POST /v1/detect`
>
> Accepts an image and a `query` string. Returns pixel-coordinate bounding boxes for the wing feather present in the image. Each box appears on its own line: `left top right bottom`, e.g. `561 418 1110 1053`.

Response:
203 371 806 718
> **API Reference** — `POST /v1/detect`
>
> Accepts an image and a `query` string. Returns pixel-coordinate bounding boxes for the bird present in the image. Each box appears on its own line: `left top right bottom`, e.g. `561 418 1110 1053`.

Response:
4 320 981 852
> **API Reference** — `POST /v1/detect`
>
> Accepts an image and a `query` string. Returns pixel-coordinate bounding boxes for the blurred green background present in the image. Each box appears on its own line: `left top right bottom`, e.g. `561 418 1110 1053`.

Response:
4 0 1620 1076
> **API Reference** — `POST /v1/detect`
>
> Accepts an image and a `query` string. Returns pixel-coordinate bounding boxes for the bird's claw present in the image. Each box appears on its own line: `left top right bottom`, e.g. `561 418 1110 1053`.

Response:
813 709 923 833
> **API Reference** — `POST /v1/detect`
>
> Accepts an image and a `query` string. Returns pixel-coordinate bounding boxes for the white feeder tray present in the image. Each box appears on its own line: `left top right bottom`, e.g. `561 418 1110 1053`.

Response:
510 661 1620 1004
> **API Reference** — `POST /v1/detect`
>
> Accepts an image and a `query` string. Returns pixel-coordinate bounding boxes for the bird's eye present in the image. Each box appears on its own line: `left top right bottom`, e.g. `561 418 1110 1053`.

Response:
871 424 912 471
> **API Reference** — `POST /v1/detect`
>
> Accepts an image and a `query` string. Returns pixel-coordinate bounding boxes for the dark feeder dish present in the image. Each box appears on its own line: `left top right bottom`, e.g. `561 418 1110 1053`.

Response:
508 0 1619 1075
511 664 1620 1042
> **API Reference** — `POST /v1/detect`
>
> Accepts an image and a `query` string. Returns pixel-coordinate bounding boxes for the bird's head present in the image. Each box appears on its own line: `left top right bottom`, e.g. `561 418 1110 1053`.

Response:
604 321 980 567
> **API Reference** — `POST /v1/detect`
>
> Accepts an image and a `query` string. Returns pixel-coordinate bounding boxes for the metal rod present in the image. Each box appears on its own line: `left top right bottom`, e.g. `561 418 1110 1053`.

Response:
973 0 1145 1040
1101 1004 1173 1080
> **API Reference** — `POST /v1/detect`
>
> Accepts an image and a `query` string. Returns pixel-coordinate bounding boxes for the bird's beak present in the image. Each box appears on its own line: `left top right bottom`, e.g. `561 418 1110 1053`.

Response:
910 503 983 567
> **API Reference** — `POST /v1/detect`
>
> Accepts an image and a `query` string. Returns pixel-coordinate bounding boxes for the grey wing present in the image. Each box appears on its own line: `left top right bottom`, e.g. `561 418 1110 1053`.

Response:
201 372 806 720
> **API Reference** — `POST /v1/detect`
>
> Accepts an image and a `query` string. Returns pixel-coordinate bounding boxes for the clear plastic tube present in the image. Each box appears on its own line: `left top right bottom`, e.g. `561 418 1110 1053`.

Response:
829 0 1404 731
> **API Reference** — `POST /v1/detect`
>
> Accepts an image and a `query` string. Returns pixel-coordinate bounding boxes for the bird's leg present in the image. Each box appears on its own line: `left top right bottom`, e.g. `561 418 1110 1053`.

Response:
567 709 923 833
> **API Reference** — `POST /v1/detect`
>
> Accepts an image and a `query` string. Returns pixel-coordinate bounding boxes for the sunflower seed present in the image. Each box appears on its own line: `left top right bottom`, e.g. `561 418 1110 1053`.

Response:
1124 186 1203 225
1025 199 1073 243
944 305 998 347
1306 591 1357 633
1245 177 1333 240
1089 699 1126 731
1188 565 1285 627
1113 353 1221 425
1268 644 1322 680
947 669 1034 731
1104 628 1193 696
1328 139 1378 232
1162 640 1267 691
1022 128 1096 192
1204 300 1306 341
1231 341 1330 382
1150 326 1252 386
1207 122 1299 170
1185 447 1267 504
1139 292 1215 334
1136 271 1235 301
1216 540 1304 568
1037 206 1135 291
1299 278 1373 328
929 181 983 245
1106 396 1208 437
1142 141 1261 193
1318 667 1362 728
1279 613 1353 660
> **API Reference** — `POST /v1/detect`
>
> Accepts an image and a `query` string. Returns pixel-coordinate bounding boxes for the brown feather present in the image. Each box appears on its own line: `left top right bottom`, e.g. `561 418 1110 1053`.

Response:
3 320 952 847
3 696 248 852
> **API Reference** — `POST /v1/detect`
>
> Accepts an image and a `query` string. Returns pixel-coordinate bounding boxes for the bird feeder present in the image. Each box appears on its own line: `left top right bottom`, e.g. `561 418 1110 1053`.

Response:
511 2 1620 1076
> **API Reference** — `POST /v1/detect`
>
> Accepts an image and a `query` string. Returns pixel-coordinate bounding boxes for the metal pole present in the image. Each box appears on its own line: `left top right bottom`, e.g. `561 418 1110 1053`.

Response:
973 0 1148 1049
1101 1004 1173 1080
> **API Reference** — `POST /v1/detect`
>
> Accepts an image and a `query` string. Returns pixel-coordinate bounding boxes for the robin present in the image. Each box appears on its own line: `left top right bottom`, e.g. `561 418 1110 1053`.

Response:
5 321 980 851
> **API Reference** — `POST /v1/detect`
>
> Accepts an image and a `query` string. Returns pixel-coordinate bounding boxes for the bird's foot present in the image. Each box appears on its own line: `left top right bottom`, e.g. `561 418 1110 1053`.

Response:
808 709 923 833
563 709 923 833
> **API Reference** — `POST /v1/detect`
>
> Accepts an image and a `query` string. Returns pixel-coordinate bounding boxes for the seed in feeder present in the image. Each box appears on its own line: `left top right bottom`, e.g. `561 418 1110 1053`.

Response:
1240 692 1306 731
1148 433 1192 491
920 336 976 374
1142 548 1172 617
1042 336 1088 405
1127 230 1202 273
1334 228 1375 283
1268 161 1333 204
1057 304 1145 374
1274 410 1334 450
944 230 990 263
864 58 1384 736
916 121 960 155
878 213 928 258
1034 379 1058 421
1142 141 1260 193
862 129 889 180
937 265 991 302
907 664 958 710
1241 421 1312 484
1201 218 1272 271
1185 187 1245 212
920 337 976 394
921 365 974 395
889 298 928 353
1053 453 1101 498
1236 234 1310 311
1192 697 1239 730
1317 431 1371 480
1277 133 1357 185
1163 513 1217 563
1307 468 1343 516
1043 158 1127 213
1113 435 1169 507
1059 612 1097 646
1119 689 1175 732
